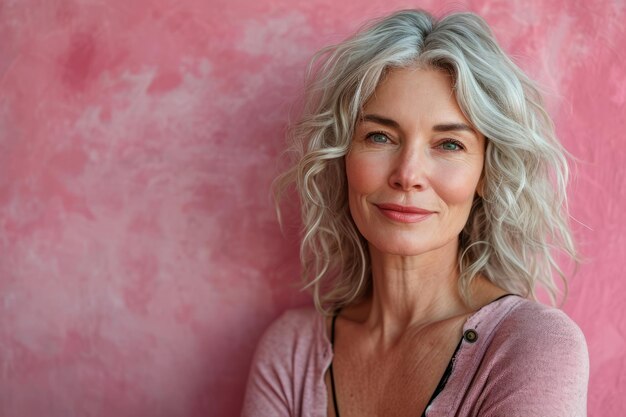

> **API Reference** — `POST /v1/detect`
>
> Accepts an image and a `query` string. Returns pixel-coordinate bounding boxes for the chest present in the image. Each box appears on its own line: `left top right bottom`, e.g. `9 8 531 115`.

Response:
324 320 464 417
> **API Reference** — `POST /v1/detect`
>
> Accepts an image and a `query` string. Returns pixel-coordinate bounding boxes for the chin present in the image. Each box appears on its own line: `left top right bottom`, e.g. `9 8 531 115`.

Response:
370 241 439 257
368 234 459 258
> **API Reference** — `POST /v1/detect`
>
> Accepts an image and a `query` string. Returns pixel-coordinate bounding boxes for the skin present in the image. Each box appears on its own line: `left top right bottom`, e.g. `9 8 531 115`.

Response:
325 67 507 416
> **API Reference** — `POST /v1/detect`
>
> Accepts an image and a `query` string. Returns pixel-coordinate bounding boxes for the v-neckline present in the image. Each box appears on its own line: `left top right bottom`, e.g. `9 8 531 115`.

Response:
322 293 518 417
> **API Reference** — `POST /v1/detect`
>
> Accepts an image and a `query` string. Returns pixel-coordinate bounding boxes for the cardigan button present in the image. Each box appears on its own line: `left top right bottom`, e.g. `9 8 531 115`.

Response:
463 329 478 343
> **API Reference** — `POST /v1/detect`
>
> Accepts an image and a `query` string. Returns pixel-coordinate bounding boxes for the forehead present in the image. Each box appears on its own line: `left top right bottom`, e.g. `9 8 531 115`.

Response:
363 67 470 126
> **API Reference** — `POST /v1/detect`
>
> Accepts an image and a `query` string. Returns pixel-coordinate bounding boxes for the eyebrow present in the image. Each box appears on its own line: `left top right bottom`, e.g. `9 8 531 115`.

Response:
360 113 477 135
432 123 476 134
361 114 400 129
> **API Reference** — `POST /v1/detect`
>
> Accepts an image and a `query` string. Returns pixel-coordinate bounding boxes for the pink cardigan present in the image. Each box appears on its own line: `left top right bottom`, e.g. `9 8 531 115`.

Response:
241 296 589 416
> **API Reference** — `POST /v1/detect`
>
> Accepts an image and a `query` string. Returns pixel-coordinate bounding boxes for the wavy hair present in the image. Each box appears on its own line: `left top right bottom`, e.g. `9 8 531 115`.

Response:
273 9 577 315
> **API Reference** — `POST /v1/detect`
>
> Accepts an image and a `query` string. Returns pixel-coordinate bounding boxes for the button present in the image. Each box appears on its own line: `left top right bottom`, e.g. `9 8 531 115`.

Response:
463 329 478 343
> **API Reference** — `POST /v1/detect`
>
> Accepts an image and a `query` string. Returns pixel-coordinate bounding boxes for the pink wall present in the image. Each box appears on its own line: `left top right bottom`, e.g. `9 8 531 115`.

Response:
0 0 624 416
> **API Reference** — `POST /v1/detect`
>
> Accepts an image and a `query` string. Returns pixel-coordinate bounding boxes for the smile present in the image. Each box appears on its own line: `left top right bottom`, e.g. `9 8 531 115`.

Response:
375 203 435 224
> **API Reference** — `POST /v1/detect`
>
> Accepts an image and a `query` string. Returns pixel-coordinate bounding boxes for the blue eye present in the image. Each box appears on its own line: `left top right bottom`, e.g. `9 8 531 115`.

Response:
367 132 390 143
440 140 463 151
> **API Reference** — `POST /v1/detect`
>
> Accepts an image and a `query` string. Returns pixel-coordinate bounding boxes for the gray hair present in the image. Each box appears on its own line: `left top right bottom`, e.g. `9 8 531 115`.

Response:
274 9 577 314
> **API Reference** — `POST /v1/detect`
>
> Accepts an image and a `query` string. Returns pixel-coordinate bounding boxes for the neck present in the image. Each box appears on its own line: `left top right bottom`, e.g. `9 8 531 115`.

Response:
363 240 466 341
349 237 509 352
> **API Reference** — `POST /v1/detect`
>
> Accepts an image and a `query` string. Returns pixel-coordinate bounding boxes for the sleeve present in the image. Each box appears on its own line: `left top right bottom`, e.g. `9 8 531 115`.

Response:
476 306 589 417
240 311 297 417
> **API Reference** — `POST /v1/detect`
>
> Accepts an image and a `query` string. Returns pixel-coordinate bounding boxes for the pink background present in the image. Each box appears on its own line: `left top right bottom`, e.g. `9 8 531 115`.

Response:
0 0 624 416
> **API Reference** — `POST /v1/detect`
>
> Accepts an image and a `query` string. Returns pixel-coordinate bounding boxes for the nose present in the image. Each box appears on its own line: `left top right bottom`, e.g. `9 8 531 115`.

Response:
388 146 430 191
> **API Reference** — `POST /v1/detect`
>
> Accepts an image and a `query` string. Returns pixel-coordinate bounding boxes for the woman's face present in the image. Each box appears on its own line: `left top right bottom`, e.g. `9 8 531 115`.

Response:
345 67 485 257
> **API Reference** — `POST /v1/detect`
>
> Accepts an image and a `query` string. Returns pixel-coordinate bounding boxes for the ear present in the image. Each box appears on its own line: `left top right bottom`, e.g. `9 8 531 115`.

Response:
476 175 485 198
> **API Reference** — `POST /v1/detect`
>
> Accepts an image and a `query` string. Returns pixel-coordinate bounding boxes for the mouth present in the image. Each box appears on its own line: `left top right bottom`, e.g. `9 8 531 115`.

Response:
374 203 435 223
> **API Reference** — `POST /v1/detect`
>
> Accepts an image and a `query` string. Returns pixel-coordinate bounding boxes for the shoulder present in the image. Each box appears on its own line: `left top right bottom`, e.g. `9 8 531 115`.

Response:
241 306 325 416
250 306 325 375
477 298 589 416
492 298 588 358
256 306 322 352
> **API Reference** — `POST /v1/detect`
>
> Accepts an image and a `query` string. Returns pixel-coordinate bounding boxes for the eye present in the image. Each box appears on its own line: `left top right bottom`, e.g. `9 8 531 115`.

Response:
366 132 391 144
438 139 465 151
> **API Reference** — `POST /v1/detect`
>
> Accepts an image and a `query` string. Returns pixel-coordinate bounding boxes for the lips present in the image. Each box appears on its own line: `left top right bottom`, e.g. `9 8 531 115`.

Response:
375 203 435 223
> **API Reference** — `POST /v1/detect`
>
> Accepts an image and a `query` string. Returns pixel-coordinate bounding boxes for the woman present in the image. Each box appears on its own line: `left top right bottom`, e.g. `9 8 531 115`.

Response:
242 9 589 417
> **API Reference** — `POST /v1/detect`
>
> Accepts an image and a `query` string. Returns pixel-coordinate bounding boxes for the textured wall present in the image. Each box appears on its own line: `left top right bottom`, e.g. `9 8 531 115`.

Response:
0 0 624 416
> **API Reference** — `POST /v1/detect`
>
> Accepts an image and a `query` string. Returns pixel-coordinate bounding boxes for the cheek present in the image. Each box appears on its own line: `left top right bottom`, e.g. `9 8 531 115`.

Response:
345 152 388 196
431 162 482 206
